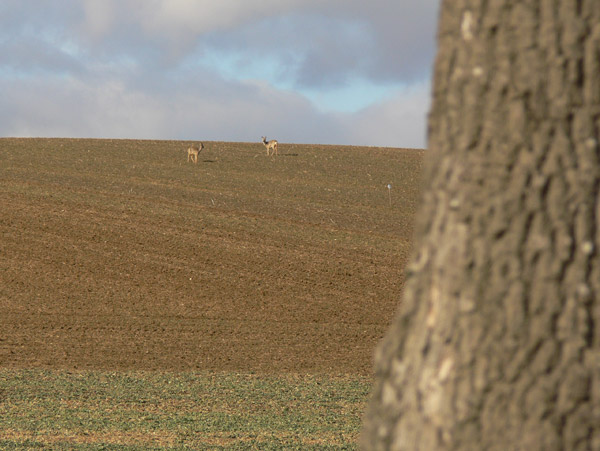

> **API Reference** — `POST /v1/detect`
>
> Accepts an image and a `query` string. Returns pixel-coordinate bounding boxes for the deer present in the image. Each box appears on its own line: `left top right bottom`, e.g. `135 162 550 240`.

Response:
261 136 278 156
187 142 204 164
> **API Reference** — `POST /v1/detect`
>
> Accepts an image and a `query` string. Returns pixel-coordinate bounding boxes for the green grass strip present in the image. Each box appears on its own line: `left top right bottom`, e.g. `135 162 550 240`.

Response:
0 369 371 450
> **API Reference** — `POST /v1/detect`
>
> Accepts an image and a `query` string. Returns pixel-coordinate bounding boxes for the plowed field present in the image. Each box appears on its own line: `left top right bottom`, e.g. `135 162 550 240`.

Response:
0 138 423 375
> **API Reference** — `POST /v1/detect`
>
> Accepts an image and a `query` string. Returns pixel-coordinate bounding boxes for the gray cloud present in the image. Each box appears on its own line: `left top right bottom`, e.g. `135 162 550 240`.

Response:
0 0 439 147
2 0 438 84
345 82 431 148
0 71 429 147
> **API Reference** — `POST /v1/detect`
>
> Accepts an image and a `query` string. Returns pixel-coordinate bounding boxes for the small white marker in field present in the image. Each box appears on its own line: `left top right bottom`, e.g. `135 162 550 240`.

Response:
387 184 392 206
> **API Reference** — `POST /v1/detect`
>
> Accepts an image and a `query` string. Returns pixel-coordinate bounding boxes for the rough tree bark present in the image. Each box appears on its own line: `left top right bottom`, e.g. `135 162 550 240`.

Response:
363 0 600 449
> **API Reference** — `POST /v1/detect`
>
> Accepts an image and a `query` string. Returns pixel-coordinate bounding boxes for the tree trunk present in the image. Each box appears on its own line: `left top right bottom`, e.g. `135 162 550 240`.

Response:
363 0 600 449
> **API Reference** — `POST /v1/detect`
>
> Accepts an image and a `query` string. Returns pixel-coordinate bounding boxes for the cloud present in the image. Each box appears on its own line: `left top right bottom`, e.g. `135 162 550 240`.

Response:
0 71 428 148
0 0 439 148
345 82 431 148
72 0 439 86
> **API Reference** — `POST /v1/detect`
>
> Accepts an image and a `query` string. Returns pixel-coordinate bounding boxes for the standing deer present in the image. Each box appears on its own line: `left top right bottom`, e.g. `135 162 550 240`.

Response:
261 136 278 156
187 142 204 164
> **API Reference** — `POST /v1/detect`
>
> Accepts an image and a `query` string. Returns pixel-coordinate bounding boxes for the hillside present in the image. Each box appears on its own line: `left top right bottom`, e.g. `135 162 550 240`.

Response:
0 138 423 375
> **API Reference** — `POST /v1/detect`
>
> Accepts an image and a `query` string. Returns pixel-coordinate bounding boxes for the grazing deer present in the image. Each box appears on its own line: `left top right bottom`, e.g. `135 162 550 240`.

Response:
187 142 204 164
261 136 278 156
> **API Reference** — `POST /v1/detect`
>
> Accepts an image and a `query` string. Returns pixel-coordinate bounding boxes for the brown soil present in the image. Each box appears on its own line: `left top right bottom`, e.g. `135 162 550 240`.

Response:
0 138 423 375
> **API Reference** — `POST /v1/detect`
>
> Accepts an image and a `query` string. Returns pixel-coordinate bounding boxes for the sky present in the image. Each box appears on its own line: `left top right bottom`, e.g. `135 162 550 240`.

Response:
0 1 440 149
